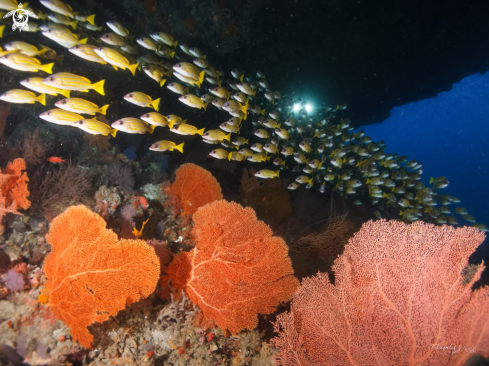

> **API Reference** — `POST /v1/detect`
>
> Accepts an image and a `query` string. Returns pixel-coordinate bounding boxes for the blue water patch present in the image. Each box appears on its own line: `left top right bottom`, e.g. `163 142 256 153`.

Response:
357 71 489 227
158 154 169 172
123 146 137 161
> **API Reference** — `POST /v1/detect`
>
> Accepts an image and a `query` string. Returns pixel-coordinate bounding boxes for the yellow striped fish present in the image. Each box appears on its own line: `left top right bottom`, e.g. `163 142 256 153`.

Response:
73 119 117 137
0 52 54 73
93 47 139 76
41 28 88 48
0 89 46 105
106 21 130 38
172 71 202 88
75 14 96 25
20 77 71 98
179 94 208 110
47 12 77 30
39 108 83 125
150 140 184 153
209 87 231 100
173 62 204 81
151 32 178 48
141 112 174 129
167 114 186 126
4 42 49 56
170 123 205 136
124 92 160 111
39 0 80 19
136 37 159 51
112 117 156 134
42 72 105 95
55 98 109 115
0 0 19 11
209 148 231 160
167 82 189 95
68 44 106 64
142 64 171 87
202 129 231 142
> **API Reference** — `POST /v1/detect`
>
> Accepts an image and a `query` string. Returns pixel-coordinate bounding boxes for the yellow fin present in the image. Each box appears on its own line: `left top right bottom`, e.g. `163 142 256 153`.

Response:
175 142 184 153
196 128 205 136
170 51 175 59
149 124 156 134
42 62 54 74
275 170 280 178
98 104 109 115
78 38 88 44
159 79 166 87
109 128 117 138
37 93 46 106
60 89 71 98
184 87 189 94
239 74 244 82
152 98 160 111
202 102 208 111
129 63 139 76
198 70 205 84
111 64 118 71
69 20 77 30
86 14 96 26
80 90 89 92
91 79 105 95
0 25 5 38
168 120 175 129
429 177 435 184
260 109 265 115
228 152 233 161
217 80 221 87
173 40 178 48
224 133 231 142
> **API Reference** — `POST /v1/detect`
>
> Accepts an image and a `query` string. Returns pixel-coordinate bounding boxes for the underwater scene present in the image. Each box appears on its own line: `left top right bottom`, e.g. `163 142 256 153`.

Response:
0 0 488 365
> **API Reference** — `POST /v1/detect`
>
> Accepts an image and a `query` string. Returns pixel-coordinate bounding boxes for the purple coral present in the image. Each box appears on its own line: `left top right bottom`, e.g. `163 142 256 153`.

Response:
2 269 24 291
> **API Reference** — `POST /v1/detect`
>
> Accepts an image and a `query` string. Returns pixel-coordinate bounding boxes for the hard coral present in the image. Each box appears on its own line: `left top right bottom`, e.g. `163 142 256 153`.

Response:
168 163 223 217
272 220 489 366
0 158 30 233
43 205 160 348
166 200 299 334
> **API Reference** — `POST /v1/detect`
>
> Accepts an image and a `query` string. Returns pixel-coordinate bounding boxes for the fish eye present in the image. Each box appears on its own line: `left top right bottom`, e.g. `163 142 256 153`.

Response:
128 94 132 97
47 112 51 115
79 121 83 124
48 77 54 81
74 45 79 49
143 114 149 118
61 100 66 104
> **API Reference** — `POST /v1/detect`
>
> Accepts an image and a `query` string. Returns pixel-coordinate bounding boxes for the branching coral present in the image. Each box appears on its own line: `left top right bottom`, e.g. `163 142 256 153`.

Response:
21 128 52 167
44 205 160 348
166 200 299 334
272 220 489 366
168 163 223 217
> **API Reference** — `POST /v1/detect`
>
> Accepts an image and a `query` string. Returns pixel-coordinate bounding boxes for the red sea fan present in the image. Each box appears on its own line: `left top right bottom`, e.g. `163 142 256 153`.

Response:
168 163 223 217
272 220 489 366
166 200 299 334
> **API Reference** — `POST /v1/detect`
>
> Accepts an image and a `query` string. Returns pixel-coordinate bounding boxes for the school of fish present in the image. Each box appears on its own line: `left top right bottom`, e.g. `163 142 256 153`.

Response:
0 0 486 231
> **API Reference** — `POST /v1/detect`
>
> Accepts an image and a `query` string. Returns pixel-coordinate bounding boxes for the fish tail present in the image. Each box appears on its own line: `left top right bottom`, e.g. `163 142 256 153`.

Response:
170 51 175 59
163 70 173 77
111 64 118 71
277 123 281 128
37 93 46 106
228 152 233 161
99 104 110 115
197 128 205 136
69 20 77 30
202 102 208 111
79 38 88 44
239 74 244 82
129 63 139 76
0 25 4 38
42 62 54 74
429 177 435 184
308 178 313 185
225 133 231 142
198 71 205 84
318 162 322 170
168 120 175 129
260 109 265 115
194 79 201 89
234 146 239 150
56 54 65 64
266 156 271 162
275 170 280 178
109 128 117 138
217 80 221 87
60 89 71 98
86 14 96 26
184 87 189 94
127 35 135 41
366 179 371 184
38 45 50 55
173 40 178 48
92 79 105 95
152 98 160 111
149 124 157 134
382 193 387 198
39 13 47 21
175 142 184 153
97 25 103 31
244 138 249 145
159 79 166 87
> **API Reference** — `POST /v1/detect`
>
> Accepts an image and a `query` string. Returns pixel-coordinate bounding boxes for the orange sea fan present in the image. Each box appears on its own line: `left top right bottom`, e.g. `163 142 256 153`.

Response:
0 158 31 233
166 200 300 334
168 163 223 217
43 205 160 348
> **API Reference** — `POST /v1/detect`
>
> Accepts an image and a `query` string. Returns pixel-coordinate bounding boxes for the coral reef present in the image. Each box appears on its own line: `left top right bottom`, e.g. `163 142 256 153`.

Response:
43 205 160 348
272 220 489 365
166 200 300 335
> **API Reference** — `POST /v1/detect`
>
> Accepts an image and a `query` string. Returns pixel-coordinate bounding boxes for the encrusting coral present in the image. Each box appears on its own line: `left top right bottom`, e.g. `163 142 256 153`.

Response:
0 158 30 233
166 200 300 334
43 205 160 349
168 163 223 217
272 219 489 365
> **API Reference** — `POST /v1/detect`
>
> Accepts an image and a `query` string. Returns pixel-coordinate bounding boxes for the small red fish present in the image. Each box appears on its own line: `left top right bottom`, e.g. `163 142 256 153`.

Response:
138 194 148 210
48 156 66 164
